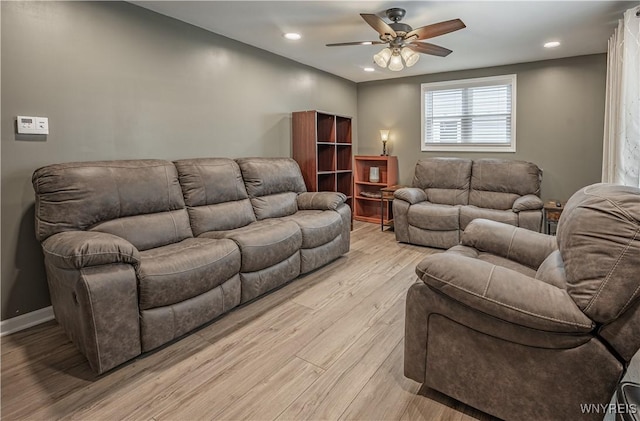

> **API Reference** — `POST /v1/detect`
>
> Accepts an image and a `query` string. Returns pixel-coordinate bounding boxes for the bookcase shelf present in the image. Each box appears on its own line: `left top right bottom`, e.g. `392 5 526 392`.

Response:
292 110 354 219
317 113 336 143
317 144 336 173
336 116 352 144
353 155 398 224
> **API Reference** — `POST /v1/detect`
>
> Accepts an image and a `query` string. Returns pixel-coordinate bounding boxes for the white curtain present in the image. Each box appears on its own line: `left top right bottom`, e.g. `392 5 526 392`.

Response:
602 6 640 187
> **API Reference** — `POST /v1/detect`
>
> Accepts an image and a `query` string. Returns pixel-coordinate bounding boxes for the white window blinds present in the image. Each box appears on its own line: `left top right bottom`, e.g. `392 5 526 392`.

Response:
421 75 516 152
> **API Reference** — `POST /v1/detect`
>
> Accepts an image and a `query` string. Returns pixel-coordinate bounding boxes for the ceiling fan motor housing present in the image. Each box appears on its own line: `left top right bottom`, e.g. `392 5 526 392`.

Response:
385 9 411 39
389 22 412 36
385 8 406 22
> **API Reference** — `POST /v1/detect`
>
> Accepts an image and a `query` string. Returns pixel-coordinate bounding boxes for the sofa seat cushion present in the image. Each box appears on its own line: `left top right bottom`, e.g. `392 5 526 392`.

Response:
459 206 517 230
408 202 460 231
447 245 537 278
408 226 460 249
240 253 301 302
137 238 240 310
199 219 302 272
140 274 241 351
282 210 342 249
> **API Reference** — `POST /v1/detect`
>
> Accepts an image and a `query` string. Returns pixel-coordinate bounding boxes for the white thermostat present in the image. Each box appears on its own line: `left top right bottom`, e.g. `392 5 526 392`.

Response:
17 116 49 135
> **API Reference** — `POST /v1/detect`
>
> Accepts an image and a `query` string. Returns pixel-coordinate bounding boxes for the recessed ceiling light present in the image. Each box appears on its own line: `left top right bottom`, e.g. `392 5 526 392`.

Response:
364 67 375 72
544 41 560 48
284 33 301 40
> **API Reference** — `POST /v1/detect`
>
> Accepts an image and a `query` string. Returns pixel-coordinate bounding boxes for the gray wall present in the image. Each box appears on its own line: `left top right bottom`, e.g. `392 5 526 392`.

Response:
1 1 357 320
1 2 608 322
357 54 607 202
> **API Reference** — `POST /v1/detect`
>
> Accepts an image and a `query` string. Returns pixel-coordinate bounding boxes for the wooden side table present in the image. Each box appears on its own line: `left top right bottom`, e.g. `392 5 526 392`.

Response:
543 201 565 235
380 185 405 231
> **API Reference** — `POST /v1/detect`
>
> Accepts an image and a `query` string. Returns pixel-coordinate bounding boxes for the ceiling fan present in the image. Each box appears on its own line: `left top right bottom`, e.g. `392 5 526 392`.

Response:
327 8 465 71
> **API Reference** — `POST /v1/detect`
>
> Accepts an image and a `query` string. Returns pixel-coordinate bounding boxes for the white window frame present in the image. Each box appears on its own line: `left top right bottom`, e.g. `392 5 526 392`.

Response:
421 74 517 152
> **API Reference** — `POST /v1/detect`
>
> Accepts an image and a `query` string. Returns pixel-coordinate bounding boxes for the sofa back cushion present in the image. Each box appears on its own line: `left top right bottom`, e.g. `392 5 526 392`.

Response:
412 158 472 205
32 160 192 250
174 158 256 236
557 183 640 324
469 159 541 210
236 158 307 220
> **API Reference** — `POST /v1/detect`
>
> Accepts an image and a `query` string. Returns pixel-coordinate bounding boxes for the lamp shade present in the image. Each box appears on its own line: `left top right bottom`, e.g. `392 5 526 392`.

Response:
401 47 419 67
379 130 390 141
373 48 391 68
388 52 404 71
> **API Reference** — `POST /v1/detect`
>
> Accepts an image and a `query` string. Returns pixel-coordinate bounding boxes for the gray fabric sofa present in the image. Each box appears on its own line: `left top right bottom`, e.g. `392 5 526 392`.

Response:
393 157 543 249
32 157 350 374
404 183 640 420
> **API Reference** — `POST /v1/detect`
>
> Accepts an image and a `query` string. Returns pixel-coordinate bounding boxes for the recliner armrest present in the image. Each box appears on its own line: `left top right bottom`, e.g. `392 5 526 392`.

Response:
297 192 346 211
462 218 557 269
416 253 594 333
394 187 427 204
513 194 544 212
42 231 140 270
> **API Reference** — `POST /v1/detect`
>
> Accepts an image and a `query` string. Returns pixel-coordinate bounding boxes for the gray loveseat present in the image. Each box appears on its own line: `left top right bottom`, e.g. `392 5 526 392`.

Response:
393 157 543 249
32 157 350 374
404 183 640 420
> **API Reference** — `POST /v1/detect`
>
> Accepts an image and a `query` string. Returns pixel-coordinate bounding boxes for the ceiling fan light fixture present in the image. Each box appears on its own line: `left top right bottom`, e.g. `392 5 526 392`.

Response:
401 47 420 67
373 48 392 68
388 51 404 71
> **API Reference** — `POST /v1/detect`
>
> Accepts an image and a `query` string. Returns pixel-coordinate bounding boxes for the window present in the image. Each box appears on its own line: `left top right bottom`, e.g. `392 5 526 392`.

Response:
421 74 517 152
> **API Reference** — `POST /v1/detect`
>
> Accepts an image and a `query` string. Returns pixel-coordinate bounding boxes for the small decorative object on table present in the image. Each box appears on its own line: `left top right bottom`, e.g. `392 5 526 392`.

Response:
543 200 565 234
369 166 380 183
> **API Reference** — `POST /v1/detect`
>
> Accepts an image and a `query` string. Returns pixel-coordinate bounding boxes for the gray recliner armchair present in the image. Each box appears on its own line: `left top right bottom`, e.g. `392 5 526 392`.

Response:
404 183 640 420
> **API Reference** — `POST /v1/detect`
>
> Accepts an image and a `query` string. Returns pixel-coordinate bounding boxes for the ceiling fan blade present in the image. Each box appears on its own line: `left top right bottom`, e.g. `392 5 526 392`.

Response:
405 19 466 41
326 41 386 47
360 13 397 39
408 42 453 57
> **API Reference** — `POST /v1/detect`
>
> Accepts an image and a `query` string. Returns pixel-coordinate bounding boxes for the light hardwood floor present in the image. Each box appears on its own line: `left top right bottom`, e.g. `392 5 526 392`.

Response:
1 222 497 421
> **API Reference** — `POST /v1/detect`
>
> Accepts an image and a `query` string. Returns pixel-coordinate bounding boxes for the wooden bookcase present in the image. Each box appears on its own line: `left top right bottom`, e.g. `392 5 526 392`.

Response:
353 155 398 224
292 111 353 212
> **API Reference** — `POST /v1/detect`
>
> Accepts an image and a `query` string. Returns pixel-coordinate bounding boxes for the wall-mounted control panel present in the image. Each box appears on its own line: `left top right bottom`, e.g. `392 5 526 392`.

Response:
17 116 49 135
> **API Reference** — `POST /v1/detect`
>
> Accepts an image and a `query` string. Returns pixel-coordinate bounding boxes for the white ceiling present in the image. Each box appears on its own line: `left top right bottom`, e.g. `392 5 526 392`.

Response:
131 1 634 83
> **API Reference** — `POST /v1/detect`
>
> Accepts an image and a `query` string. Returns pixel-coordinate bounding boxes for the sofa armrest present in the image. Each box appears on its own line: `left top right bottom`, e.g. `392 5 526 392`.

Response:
394 187 427 204
462 218 557 269
416 253 594 333
297 192 346 211
513 194 543 212
42 231 140 270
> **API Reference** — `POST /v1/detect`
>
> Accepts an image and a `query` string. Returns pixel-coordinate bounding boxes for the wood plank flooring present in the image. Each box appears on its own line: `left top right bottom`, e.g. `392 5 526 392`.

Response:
0 222 496 420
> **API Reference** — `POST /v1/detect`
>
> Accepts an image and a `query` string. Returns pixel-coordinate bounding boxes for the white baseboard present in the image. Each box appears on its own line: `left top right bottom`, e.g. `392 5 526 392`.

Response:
1 306 54 336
